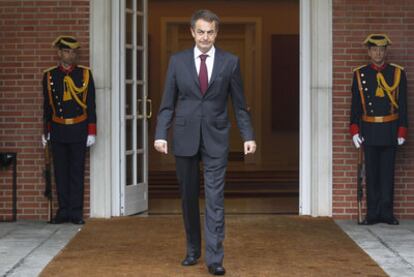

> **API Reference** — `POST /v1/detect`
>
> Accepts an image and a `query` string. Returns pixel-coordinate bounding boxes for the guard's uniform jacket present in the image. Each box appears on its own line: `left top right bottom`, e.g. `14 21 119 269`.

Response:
350 63 408 222
43 64 96 142
42 64 96 221
350 63 407 144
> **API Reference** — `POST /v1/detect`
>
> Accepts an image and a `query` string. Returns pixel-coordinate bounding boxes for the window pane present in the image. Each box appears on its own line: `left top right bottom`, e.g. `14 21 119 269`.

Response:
126 84 133 116
136 15 143 46
126 48 132 80
137 116 143 149
126 0 132 9
137 153 143 184
126 119 133 151
136 0 143 12
137 50 143 81
126 12 133 45
126 153 133 186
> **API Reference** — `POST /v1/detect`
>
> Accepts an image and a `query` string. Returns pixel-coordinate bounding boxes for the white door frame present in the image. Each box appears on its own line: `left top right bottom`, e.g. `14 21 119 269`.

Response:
89 0 333 217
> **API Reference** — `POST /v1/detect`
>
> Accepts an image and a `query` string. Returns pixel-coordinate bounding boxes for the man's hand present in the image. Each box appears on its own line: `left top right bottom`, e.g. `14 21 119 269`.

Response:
154 140 168 154
244 140 257 155
86 135 96 147
352 134 363 149
41 133 50 148
398 137 405 146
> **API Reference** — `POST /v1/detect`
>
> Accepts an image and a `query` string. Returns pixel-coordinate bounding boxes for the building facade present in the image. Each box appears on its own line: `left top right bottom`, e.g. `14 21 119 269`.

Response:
1 0 413 221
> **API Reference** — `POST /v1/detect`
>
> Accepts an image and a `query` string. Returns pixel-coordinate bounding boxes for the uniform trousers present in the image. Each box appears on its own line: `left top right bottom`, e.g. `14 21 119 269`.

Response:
51 141 86 220
364 145 396 221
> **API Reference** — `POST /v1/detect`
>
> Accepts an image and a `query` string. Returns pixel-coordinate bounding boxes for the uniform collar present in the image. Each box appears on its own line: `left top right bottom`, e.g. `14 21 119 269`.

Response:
370 63 387 72
58 64 75 74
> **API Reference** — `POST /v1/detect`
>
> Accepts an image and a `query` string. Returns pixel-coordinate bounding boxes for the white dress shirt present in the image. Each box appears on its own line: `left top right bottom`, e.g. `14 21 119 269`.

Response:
194 46 215 82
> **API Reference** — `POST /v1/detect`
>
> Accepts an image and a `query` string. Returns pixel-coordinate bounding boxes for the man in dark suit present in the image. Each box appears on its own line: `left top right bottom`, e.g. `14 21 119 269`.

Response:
154 10 256 276
42 35 97 225
350 34 407 225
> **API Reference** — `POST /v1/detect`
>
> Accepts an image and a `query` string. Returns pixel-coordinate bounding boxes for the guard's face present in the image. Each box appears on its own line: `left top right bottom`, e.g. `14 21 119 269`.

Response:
191 19 217 53
368 46 387 66
58 48 78 66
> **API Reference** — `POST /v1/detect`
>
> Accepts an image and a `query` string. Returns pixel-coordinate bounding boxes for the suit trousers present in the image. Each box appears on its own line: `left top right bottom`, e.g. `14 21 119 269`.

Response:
364 145 396 221
175 138 228 266
51 141 86 220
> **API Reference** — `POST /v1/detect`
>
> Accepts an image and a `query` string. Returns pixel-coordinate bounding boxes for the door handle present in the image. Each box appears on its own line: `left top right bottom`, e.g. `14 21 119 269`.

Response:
146 97 152 119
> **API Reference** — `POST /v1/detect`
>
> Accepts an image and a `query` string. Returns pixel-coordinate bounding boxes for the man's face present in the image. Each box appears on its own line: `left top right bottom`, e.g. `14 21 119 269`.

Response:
58 48 77 66
191 19 217 53
368 46 387 66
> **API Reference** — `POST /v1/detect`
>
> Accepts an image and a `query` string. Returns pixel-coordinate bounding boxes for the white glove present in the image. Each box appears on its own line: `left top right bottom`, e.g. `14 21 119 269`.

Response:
398 137 405 146
41 133 50 148
86 135 96 147
154 140 168 154
352 134 363 149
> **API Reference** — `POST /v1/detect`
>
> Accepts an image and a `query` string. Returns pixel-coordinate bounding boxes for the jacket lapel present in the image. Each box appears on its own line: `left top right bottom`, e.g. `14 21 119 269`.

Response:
184 49 200 91
207 48 224 92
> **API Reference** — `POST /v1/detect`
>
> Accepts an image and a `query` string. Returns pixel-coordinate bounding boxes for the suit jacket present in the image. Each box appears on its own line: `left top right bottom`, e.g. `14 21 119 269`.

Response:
43 65 97 143
155 47 254 157
350 63 407 146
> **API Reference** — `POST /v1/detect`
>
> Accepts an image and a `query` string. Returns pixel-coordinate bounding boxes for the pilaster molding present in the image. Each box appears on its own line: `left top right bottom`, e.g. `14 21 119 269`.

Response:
300 0 333 216
89 0 112 218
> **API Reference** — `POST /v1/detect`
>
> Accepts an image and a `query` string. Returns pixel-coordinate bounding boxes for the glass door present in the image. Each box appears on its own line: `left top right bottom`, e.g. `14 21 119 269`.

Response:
120 0 149 215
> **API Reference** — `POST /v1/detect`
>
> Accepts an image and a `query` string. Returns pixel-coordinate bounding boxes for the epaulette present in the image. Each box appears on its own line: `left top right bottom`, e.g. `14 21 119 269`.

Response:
390 63 404 70
43 65 57 73
77 65 90 70
353 64 367 72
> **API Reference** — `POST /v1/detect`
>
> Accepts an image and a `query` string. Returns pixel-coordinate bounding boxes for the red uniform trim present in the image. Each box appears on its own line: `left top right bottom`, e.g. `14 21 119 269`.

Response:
88 124 97 135
350 124 359 136
370 63 386 72
398 127 407 139
58 64 75 74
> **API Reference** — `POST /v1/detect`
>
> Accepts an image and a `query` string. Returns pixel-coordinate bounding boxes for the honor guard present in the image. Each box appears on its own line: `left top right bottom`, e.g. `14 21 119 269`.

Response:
42 35 97 225
350 34 408 225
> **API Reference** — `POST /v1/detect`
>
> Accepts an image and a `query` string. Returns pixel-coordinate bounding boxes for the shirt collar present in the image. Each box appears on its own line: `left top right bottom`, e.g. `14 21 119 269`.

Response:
194 46 215 60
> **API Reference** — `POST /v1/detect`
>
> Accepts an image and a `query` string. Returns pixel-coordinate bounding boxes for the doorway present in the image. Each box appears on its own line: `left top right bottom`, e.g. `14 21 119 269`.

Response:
91 0 333 218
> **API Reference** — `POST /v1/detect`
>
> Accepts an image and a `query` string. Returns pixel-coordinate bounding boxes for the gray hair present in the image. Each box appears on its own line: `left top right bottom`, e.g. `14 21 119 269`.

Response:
190 9 220 31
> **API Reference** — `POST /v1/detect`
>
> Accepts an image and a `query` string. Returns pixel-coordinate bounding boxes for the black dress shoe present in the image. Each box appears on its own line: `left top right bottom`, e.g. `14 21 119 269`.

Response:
359 218 378 225
382 217 399 225
71 218 85 225
181 255 200 266
208 263 226 275
49 216 68 224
